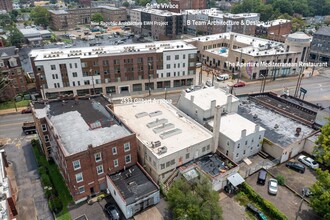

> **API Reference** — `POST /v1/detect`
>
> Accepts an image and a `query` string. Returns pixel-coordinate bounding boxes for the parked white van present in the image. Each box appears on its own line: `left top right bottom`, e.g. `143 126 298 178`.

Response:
217 74 229 81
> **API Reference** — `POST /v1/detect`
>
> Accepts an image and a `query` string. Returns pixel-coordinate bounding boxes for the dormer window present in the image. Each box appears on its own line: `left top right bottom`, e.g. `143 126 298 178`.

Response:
9 57 17 67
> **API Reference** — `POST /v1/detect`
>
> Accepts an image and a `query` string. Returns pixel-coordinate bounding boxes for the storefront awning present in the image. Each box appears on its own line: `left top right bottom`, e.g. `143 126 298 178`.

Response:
227 173 245 187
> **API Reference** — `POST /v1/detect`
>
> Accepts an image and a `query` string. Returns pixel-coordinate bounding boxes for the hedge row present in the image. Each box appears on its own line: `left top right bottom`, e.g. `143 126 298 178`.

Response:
241 182 288 220
31 140 64 214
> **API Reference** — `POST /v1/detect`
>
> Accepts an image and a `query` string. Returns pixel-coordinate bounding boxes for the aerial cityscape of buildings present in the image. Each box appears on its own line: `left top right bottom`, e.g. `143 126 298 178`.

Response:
0 0 329 220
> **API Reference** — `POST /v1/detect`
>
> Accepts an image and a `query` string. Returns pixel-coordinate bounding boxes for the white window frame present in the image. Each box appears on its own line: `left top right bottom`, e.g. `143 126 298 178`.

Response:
75 173 83 183
112 147 117 155
78 186 85 194
125 154 131 164
124 142 130 152
113 159 118 167
94 152 102 162
44 135 50 143
96 165 104 175
72 160 81 170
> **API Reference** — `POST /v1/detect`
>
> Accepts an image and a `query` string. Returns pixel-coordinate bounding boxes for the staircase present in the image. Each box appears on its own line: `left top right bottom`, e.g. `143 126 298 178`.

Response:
258 150 269 159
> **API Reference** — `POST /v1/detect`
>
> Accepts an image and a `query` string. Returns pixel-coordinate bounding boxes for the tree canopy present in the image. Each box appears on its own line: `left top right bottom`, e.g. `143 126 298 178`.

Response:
310 169 330 219
167 177 222 220
91 13 104 24
314 119 330 167
30 6 50 28
231 0 330 21
7 27 24 48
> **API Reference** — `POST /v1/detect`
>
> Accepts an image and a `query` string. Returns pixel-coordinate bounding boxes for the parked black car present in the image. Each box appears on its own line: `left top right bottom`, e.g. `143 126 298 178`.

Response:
104 203 120 220
286 162 305 173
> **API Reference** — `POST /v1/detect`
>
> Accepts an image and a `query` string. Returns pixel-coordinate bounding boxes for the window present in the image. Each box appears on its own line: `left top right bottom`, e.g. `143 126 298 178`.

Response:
96 165 103 175
206 145 210 150
113 159 118 167
171 159 175 165
161 163 165 169
202 147 206 152
183 54 186 59
243 150 246 155
183 63 185 67
236 153 239 158
75 173 83 183
72 160 81 170
93 61 98 66
245 141 248 145
42 124 47 132
166 55 171 60
75 63 78 68
227 140 230 146
44 135 49 143
95 152 102 162
51 65 56 70
186 153 190 159
166 161 170 167
259 135 261 139
125 154 131 164
72 72 78 77
112 147 117 155
84 80 90 85
166 64 170 69
78 186 85 194
237 143 240 148
175 55 179 60
69 63 72 69
124 142 130 152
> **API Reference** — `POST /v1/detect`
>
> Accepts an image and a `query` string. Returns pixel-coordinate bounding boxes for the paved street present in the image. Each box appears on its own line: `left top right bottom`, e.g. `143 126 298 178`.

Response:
0 113 53 220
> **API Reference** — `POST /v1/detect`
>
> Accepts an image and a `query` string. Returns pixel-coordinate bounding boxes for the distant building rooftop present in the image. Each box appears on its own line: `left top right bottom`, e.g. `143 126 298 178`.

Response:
256 19 291 27
237 98 315 147
183 87 239 111
19 28 41 37
114 101 213 159
314 26 330 36
33 96 131 155
208 113 265 142
0 46 17 57
132 8 181 16
108 164 158 205
49 9 69 14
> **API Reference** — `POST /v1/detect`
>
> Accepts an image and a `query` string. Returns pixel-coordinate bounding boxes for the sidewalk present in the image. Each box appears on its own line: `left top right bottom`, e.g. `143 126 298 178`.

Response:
0 107 26 115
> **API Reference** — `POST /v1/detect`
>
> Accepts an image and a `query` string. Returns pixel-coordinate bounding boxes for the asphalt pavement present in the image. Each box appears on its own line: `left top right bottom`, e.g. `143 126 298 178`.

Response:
0 113 53 220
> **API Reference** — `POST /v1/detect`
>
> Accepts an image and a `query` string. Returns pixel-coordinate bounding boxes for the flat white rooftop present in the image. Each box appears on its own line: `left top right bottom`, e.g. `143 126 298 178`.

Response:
114 101 213 159
132 8 181 16
29 40 196 61
256 19 291 27
184 87 239 111
208 113 265 142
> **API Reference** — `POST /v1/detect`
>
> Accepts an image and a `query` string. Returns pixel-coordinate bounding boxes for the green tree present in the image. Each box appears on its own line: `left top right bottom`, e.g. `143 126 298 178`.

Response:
91 13 104 24
291 17 305 32
135 0 150 6
7 27 24 47
272 0 293 15
122 1 129 7
30 6 50 28
167 178 222 220
310 169 330 219
314 119 330 167
0 14 14 27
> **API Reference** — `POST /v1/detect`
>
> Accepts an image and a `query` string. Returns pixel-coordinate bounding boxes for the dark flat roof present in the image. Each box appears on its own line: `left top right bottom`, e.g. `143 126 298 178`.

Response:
34 96 118 128
109 165 159 205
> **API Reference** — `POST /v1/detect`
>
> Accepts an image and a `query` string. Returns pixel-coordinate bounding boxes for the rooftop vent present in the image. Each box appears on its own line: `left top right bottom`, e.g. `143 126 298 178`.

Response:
153 123 175 134
157 146 167 155
135 112 148 118
149 110 162 117
147 118 168 128
160 128 182 139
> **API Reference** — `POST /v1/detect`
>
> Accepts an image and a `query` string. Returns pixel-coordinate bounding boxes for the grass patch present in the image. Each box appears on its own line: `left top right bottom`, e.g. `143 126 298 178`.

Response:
31 140 73 219
0 100 30 110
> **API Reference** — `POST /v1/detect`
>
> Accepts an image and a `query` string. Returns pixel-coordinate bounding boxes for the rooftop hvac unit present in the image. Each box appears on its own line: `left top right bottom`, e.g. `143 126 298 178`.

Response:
158 146 167 155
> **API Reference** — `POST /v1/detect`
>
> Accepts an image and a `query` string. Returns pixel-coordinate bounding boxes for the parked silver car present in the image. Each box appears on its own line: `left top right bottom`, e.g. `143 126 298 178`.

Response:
268 178 278 195
298 155 319 169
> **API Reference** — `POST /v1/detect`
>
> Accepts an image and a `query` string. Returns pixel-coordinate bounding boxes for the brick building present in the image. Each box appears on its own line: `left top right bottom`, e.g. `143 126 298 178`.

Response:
0 0 12 12
170 0 207 13
309 26 330 66
255 19 292 42
32 96 138 202
0 47 27 101
130 8 183 40
29 41 197 99
49 6 127 31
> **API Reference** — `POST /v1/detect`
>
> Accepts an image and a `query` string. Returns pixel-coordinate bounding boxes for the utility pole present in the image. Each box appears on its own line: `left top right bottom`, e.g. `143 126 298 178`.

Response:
295 190 306 220
294 68 304 97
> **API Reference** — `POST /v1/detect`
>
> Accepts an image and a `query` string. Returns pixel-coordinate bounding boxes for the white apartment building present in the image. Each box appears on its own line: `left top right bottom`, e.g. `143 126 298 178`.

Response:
114 101 214 183
185 32 311 80
177 86 239 124
29 41 197 99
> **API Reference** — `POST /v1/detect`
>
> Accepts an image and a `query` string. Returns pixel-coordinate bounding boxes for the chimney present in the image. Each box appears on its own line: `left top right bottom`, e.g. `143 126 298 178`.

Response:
226 95 232 113
211 100 216 115
241 129 247 138
255 124 260 132
191 95 194 103
212 105 222 153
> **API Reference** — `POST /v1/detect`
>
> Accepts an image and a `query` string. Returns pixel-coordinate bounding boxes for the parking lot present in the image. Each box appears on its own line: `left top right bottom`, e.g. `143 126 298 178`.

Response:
268 154 317 196
246 170 319 220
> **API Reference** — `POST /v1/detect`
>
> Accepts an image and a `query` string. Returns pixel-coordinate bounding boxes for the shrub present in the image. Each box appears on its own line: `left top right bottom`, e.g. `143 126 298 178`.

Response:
49 196 63 214
40 173 52 187
276 175 285 186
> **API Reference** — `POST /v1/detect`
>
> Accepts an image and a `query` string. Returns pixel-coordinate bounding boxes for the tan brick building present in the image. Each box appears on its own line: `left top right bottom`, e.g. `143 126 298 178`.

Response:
49 6 127 31
0 0 12 12
32 96 138 202
170 0 207 13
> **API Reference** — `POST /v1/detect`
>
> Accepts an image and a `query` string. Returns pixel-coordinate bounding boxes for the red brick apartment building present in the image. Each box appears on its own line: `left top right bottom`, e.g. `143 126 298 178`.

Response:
0 0 12 12
32 95 138 202
170 0 207 13
255 19 292 42
0 47 28 101
0 150 18 219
